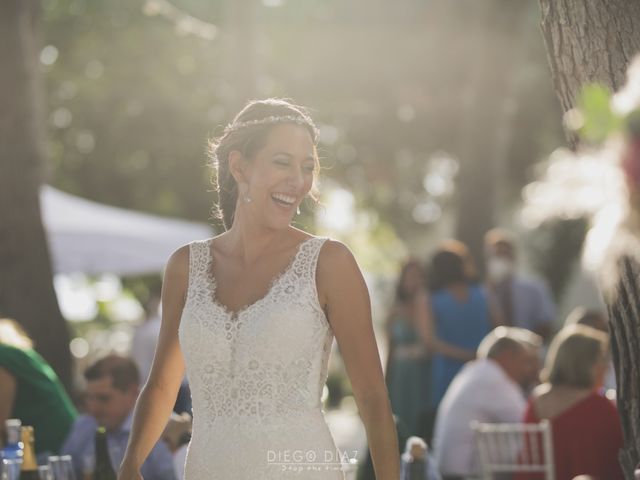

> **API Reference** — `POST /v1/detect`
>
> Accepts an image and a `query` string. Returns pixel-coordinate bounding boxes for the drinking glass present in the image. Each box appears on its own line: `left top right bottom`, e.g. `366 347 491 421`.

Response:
38 465 54 480
49 456 76 480
59 456 76 480
1 459 22 480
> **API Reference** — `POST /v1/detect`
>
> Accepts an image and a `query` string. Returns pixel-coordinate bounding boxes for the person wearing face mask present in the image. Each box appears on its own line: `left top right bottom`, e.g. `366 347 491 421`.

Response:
484 229 556 341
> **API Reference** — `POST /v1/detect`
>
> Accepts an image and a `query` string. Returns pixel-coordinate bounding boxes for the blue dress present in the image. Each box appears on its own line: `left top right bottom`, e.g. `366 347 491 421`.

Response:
429 284 491 407
386 317 431 434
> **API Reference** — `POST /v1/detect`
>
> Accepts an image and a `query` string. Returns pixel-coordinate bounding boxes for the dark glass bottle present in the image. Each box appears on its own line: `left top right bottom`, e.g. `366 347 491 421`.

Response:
93 427 116 480
19 426 39 480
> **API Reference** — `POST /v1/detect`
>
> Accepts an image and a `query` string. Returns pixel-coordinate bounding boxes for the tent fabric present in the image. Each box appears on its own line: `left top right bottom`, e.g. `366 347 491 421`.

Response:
41 186 213 275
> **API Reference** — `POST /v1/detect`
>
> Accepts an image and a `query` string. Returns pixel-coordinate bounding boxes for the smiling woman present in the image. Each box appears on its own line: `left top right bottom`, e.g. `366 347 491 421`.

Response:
209 99 320 231
117 98 400 480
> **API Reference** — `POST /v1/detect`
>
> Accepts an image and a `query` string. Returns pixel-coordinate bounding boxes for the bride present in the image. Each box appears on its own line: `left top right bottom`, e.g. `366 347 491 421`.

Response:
118 98 400 479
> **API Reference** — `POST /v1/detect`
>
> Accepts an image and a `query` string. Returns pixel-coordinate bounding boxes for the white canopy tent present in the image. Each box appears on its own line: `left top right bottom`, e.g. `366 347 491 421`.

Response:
41 186 213 275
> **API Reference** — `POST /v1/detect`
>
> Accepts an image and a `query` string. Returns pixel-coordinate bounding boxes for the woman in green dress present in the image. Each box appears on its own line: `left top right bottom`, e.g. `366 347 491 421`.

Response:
385 260 431 435
0 318 77 457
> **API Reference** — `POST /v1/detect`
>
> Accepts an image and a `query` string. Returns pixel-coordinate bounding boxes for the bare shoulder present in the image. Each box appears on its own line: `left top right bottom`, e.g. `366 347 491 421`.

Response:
316 240 366 306
317 239 359 277
163 243 193 303
166 244 191 278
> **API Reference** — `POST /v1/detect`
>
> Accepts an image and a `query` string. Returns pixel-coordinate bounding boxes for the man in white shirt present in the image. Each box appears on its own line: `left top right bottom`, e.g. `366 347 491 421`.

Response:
432 327 542 480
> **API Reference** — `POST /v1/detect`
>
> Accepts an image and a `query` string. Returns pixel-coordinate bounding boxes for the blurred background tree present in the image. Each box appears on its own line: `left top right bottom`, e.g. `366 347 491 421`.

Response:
0 0 73 390
3 0 589 391
538 1 640 475
42 0 564 259
539 0 640 146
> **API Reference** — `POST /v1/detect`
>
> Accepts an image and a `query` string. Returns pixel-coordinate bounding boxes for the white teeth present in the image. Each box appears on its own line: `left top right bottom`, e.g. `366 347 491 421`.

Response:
272 193 296 205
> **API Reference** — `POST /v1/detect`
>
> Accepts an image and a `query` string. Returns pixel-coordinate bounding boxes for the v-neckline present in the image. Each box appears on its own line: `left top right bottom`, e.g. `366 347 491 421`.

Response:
205 236 315 318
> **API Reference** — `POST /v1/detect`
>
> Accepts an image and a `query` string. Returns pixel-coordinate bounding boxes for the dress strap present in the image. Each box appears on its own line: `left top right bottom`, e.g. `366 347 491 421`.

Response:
303 237 329 289
187 240 210 300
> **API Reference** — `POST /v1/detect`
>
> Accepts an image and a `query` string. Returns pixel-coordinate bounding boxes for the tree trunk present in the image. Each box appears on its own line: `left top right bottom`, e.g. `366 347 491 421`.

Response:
0 0 73 391
455 0 530 269
607 256 640 479
539 1 640 477
539 0 640 146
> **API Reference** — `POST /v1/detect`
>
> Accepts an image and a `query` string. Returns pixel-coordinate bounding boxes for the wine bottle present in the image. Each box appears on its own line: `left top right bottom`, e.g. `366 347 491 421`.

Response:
1 419 23 461
19 426 39 480
93 427 116 480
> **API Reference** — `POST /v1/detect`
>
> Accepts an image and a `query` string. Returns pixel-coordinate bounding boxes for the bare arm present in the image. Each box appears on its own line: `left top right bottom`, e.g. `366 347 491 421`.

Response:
318 241 400 480
412 289 475 362
119 246 189 479
0 367 17 448
384 307 399 377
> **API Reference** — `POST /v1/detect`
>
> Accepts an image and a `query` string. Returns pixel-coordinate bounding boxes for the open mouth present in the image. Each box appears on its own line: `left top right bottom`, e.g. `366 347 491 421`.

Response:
271 193 297 209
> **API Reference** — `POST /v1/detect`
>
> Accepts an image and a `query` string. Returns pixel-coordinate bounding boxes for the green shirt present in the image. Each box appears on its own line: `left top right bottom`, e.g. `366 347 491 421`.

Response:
0 344 77 454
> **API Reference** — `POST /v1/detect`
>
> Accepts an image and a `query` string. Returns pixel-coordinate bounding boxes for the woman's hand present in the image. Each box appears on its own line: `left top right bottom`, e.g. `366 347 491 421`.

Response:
118 460 143 480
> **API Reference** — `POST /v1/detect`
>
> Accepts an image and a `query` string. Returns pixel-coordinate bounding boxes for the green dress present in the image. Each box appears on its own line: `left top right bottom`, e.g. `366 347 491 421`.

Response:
385 317 431 435
0 344 77 454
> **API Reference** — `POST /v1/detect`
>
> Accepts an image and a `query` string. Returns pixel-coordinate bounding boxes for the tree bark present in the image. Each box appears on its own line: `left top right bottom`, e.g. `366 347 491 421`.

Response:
539 1 640 477
607 256 640 479
0 0 73 391
539 0 640 146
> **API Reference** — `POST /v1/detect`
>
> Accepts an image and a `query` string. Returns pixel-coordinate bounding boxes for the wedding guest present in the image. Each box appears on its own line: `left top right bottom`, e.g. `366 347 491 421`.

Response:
386 259 431 435
0 318 77 457
484 229 556 340
61 355 176 480
432 327 541 480
519 325 623 480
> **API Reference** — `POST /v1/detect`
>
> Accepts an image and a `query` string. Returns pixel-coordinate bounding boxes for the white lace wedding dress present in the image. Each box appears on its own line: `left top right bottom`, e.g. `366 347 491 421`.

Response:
178 236 346 479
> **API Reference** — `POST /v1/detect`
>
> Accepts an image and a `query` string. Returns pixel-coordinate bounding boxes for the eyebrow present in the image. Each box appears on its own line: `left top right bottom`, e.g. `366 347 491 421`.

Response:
272 152 315 162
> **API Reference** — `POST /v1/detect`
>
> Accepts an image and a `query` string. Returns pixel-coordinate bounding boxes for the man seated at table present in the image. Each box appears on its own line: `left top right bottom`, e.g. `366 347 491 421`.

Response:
61 354 177 480
432 327 542 480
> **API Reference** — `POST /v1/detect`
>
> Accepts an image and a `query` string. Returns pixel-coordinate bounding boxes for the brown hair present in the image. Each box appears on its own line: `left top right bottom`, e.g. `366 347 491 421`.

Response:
564 306 608 332
208 98 320 230
428 239 478 290
84 354 140 392
394 259 425 303
541 324 609 388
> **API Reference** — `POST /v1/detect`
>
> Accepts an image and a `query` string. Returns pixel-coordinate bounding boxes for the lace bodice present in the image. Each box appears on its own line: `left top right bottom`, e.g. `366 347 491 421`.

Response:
178 236 345 479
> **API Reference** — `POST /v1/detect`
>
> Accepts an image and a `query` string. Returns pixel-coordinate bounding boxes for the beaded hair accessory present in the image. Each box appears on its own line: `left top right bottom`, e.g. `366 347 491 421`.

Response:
224 114 319 142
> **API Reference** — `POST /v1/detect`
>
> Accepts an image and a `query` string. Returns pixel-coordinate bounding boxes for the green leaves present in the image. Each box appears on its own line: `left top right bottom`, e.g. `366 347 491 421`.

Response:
572 84 624 143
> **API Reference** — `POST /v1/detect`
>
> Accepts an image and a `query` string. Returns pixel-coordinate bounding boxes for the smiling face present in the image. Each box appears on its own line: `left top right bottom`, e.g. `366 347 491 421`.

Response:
231 123 317 230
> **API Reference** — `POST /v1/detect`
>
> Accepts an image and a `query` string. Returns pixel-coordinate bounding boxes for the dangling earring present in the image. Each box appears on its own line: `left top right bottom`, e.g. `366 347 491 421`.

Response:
296 205 301 215
240 184 252 203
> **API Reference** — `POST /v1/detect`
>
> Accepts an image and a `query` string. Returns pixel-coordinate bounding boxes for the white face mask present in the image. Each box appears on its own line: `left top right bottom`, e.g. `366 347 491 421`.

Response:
487 257 513 282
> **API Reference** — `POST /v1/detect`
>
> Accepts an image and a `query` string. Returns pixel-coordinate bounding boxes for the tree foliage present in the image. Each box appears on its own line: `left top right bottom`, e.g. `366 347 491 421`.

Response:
42 0 563 248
